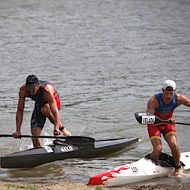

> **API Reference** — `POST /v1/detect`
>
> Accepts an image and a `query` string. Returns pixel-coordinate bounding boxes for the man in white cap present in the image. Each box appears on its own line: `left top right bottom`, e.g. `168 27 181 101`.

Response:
146 80 190 176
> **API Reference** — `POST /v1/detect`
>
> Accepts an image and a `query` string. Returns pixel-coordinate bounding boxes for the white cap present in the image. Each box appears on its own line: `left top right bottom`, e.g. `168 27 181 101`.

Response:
163 80 176 91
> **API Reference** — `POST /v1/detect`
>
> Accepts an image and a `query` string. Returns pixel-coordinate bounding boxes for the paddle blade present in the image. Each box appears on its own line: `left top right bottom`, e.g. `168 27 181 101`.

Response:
135 112 164 125
66 136 95 146
135 112 190 126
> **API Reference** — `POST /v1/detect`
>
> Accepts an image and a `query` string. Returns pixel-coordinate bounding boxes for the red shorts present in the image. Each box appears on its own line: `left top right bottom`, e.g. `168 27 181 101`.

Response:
147 124 176 141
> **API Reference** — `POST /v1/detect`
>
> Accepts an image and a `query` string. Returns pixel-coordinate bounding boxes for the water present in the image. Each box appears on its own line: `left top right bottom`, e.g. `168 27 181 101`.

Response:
0 0 190 189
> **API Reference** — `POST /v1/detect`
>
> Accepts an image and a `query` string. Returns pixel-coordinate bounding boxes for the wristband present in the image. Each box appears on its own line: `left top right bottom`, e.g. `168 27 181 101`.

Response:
54 129 60 133
59 126 65 131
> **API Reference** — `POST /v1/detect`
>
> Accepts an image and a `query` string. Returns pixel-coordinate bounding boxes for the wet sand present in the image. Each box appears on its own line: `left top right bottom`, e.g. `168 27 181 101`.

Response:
0 181 166 190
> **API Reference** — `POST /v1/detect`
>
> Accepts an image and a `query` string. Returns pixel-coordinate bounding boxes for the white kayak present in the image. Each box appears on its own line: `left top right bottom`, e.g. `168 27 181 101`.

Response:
88 152 190 187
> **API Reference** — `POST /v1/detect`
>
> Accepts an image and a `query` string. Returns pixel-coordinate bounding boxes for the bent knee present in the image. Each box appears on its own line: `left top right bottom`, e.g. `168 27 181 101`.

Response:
41 105 50 115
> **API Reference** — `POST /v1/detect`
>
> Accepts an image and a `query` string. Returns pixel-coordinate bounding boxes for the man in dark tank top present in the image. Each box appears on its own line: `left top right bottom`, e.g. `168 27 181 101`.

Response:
13 75 71 147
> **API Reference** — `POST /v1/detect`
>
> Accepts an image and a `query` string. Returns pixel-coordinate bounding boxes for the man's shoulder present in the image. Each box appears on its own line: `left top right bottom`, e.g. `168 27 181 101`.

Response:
176 93 184 100
176 93 188 102
43 84 55 98
19 84 30 98
148 95 159 109
44 83 54 92
19 84 27 92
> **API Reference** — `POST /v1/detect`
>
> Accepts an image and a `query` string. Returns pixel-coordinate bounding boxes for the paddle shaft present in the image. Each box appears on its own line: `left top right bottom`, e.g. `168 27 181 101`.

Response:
135 112 190 126
0 134 67 138
0 134 95 146
158 119 190 126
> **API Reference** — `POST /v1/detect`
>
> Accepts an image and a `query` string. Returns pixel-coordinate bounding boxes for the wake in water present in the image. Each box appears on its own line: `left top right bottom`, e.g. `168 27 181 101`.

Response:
19 130 54 151
171 169 190 185
175 170 190 178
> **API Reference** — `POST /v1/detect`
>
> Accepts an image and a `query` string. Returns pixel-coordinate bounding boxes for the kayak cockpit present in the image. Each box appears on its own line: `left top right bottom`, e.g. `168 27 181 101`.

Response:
145 152 185 168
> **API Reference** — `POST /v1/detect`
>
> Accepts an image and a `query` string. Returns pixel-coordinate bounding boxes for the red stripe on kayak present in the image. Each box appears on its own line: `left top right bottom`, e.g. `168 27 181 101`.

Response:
88 165 130 186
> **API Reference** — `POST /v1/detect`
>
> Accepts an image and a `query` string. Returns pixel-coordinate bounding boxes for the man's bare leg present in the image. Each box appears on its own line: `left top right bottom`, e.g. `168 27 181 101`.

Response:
166 134 181 176
149 138 162 163
31 127 42 147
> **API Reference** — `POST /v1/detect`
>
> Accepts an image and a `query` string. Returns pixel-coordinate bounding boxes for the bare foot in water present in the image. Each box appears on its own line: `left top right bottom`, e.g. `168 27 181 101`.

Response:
173 168 181 177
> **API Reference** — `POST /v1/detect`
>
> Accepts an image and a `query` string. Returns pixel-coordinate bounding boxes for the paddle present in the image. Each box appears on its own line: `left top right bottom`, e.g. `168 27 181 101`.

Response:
0 134 95 146
135 112 190 126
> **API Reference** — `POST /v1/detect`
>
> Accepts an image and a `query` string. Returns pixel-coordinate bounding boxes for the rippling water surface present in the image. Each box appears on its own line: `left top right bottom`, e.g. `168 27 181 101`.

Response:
0 0 190 189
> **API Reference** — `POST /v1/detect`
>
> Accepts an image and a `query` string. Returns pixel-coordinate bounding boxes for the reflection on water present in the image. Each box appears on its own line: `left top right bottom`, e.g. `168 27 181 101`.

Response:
9 165 64 179
1 163 65 183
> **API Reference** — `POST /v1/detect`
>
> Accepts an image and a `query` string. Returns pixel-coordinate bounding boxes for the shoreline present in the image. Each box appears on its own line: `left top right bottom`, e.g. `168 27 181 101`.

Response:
0 181 166 190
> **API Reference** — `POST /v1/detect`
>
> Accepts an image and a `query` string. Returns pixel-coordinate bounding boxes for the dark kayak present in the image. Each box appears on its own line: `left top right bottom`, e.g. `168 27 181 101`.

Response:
1 137 138 168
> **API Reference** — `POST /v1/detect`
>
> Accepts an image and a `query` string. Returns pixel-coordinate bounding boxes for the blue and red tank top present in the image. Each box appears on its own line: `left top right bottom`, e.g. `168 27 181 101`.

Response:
154 92 177 120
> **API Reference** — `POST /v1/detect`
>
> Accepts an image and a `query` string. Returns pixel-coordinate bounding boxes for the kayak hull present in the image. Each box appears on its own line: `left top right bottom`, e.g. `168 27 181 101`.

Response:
1 137 138 168
88 152 190 187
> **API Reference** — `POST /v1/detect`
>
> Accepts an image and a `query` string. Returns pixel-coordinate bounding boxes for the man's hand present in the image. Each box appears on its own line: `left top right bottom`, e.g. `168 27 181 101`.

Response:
62 128 72 136
54 129 63 136
169 118 176 125
13 131 21 138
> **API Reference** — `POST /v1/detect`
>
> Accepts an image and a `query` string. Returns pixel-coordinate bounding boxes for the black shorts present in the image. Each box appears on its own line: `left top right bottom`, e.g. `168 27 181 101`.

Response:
31 105 46 129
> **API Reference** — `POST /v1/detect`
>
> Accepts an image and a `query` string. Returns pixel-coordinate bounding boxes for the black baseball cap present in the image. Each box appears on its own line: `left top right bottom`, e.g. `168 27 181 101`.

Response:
26 75 38 88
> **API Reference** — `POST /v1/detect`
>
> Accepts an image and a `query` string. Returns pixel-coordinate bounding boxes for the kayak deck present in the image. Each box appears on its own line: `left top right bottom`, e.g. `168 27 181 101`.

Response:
0 137 139 168
88 152 190 187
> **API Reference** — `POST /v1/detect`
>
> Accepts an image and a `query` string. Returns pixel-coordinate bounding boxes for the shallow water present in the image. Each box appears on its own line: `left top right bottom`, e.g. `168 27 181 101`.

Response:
0 0 190 189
